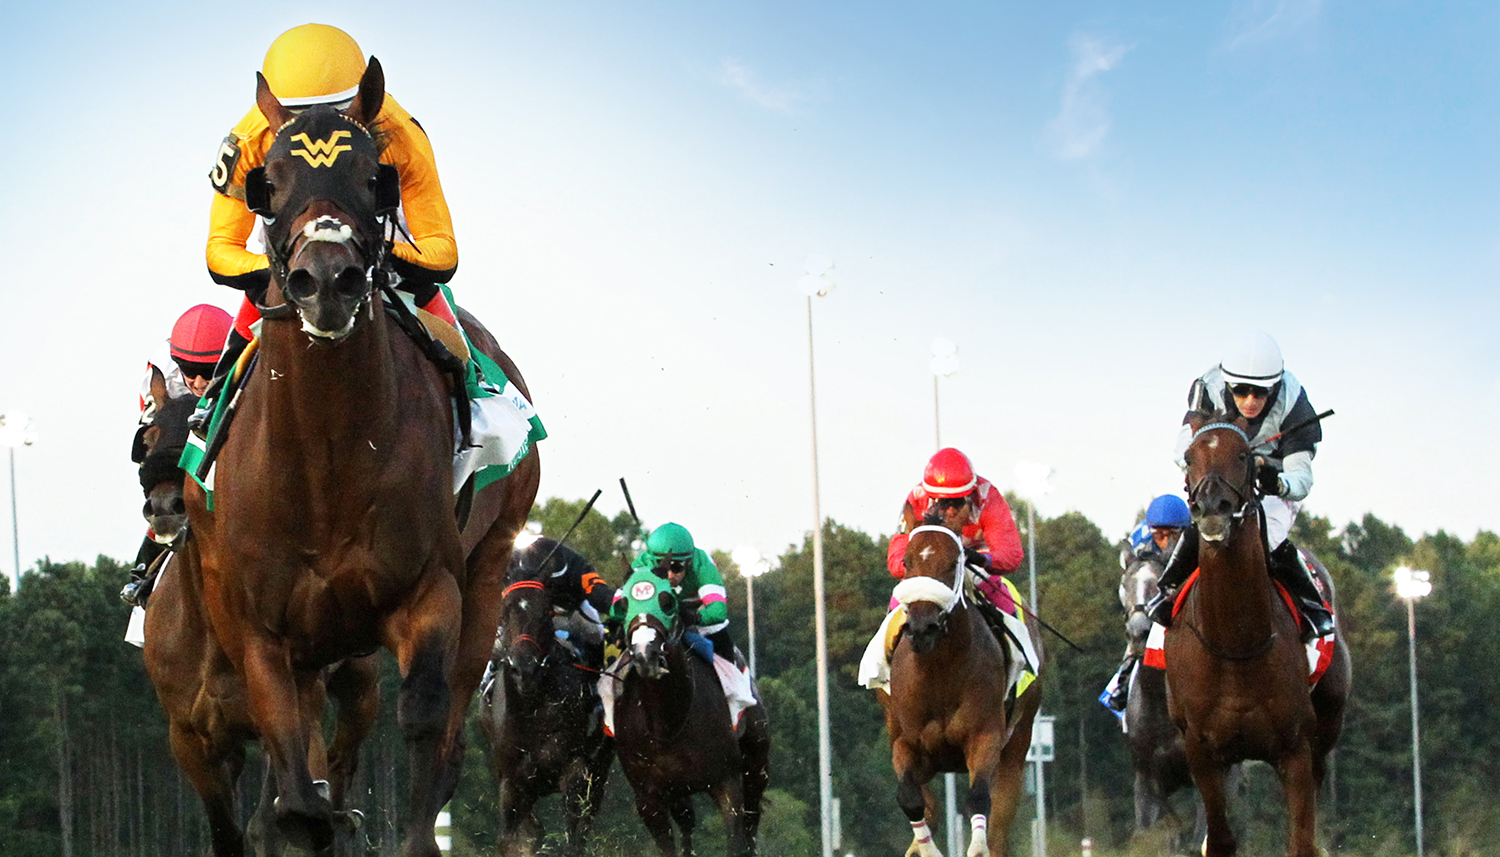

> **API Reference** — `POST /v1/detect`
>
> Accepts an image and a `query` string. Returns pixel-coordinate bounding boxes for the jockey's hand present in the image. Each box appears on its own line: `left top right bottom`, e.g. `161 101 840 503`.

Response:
1256 461 1282 497
964 547 991 570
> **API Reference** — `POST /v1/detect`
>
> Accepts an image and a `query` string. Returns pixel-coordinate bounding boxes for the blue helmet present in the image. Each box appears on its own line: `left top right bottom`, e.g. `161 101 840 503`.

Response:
1145 494 1191 528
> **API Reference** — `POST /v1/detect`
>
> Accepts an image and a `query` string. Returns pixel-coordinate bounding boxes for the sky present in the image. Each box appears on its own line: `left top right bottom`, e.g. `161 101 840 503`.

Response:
0 0 1495 582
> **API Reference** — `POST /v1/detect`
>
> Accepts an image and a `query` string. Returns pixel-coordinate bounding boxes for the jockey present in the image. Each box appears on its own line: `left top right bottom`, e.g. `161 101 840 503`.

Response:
122 304 233 607
511 533 616 668
1145 331 1334 640
886 447 1024 615
612 523 737 661
1102 492 1191 712
194 23 460 430
1128 494 1191 561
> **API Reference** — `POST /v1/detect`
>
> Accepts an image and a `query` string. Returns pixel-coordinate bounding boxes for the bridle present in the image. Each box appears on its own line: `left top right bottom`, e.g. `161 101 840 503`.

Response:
1185 421 1258 525
893 524 967 618
500 579 549 664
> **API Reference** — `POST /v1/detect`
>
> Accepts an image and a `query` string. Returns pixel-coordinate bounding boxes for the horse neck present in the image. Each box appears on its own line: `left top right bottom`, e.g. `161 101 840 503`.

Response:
1191 516 1279 648
257 297 400 440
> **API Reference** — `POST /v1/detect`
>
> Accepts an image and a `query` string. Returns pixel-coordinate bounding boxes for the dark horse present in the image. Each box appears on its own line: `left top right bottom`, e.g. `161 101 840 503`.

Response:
1166 408 1350 857
185 60 540 857
612 567 770 857
1117 551 1241 853
882 523 1041 857
137 364 378 857
479 562 613 856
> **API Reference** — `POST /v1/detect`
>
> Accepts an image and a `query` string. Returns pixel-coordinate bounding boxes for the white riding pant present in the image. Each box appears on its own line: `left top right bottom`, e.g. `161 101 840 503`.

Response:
1263 495 1300 550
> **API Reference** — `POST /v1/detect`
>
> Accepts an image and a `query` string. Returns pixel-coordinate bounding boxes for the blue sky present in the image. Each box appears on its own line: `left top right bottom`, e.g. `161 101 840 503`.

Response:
0 1 1494 578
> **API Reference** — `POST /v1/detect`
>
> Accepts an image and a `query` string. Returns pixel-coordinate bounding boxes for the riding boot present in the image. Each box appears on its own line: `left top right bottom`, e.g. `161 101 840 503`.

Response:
187 329 250 438
1145 524 1199 627
1103 652 1137 712
119 562 150 607
1268 540 1335 641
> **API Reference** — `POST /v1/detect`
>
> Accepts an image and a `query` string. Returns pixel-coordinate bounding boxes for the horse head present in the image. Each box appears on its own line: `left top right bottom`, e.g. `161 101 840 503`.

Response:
619 567 681 679
896 523 967 654
247 59 399 340
133 366 197 544
1183 399 1258 544
498 577 552 697
1118 553 1162 655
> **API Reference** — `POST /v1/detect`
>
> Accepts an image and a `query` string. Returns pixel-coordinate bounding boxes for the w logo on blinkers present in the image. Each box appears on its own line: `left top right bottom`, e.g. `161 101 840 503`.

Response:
289 130 353 167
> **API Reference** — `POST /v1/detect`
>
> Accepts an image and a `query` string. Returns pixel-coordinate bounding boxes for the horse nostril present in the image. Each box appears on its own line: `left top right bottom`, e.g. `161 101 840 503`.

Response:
169 497 186 515
286 268 316 300
141 500 152 520
334 265 366 298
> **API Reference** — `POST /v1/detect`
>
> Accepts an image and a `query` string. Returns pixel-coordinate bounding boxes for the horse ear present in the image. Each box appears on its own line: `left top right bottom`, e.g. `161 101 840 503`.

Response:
149 365 168 412
256 72 293 129
347 56 386 127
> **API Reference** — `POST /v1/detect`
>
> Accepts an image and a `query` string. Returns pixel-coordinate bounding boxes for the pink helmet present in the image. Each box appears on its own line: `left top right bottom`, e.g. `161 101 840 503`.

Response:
169 305 233 364
923 448 977 498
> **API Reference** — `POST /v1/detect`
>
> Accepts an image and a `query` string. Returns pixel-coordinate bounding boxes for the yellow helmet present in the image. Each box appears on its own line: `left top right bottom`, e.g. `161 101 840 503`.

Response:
261 24 367 107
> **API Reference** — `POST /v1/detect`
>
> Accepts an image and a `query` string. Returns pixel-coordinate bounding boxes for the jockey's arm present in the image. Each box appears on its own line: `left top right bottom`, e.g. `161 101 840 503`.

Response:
377 103 457 285
206 191 271 295
977 490 1024 573
580 569 616 615
1278 451 1314 502
885 501 918 578
689 550 729 629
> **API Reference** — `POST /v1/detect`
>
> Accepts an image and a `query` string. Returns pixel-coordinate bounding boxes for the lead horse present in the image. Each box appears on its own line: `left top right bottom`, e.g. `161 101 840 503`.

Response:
1166 407 1350 857
186 59 540 857
882 522 1042 857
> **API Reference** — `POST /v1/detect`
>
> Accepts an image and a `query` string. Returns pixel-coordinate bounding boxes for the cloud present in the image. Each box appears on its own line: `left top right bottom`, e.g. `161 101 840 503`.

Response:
716 59 811 113
1044 34 1131 161
1225 0 1324 49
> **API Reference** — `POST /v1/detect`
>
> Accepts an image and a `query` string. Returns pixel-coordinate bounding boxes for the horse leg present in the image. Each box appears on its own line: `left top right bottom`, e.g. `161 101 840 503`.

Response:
325 655 378 842
964 730 1007 857
1185 750 1235 857
497 776 542 857
984 687 1040 857
1277 749 1319 857
710 776 750 857
893 744 942 857
671 795 697 857
561 756 606 857
240 639 333 855
169 723 245 857
385 572 463 857
634 790 678 857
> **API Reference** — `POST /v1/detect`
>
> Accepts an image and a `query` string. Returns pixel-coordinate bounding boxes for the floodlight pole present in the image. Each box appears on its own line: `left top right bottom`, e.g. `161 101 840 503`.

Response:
1028 499 1046 857
807 295 834 857
8 447 17 587
746 572 758 677
1406 595 1424 857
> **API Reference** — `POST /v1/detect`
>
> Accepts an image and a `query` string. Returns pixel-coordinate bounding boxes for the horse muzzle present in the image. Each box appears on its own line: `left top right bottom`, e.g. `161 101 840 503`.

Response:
284 225 370 340
905 604 948 654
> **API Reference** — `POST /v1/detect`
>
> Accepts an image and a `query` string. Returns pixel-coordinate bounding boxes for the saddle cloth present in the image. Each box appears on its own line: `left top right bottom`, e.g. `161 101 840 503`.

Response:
1142 569 1336 686
597 648 758 739
858 574 1038 703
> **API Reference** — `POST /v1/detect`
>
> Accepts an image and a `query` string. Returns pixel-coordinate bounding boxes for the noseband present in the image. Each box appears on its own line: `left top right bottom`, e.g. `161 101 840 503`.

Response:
892 525 967 615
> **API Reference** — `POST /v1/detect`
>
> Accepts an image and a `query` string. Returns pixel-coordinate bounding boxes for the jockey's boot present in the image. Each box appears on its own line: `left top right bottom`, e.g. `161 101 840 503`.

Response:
1103 652 1137 712
119 563 149 607
1145 524 1198 627
188 329 251 439
1268 540 1335 641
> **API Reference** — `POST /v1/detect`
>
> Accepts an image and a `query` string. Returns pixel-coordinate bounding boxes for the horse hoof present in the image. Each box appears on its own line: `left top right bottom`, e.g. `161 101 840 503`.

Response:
314 778 330 800
334 808 364 832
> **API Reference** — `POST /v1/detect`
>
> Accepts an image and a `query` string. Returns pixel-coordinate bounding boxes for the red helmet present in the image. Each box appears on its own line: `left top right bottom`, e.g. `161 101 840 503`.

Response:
169 305 233 364
923 448 977 498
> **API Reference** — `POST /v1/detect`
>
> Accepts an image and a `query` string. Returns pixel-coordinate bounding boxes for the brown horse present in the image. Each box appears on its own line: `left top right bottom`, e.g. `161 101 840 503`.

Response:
882 523 1041 857
185 60 540 857
611 567 770 857
1166 410 1350 857
479 565 613 856
137 365 378 857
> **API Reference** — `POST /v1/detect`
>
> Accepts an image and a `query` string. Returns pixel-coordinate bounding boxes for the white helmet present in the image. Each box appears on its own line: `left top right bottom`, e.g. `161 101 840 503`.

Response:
1220 330 1284 388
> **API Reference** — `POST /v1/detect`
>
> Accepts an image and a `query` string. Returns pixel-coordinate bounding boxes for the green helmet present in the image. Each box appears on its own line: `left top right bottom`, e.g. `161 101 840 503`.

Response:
645 522 696 562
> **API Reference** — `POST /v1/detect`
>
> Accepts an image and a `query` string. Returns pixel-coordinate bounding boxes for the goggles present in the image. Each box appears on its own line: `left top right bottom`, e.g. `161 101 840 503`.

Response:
1229 384 1270 399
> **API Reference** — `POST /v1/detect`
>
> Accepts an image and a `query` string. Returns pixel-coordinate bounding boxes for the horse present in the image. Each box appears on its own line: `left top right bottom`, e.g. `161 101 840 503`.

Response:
1165 408 1351 857
611 567 770 857
1117 550 1233 852
136 363 378 857
479 556 613 856
184 59 541 857
882 522 1042 857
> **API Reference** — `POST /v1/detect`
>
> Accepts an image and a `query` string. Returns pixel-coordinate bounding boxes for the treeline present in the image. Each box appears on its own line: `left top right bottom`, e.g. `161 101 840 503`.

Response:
0 501 1495 856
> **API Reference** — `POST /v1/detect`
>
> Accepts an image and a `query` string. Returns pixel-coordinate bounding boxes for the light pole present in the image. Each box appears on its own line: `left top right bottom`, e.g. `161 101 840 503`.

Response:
1394 566 1432 857
800 254 836 857
0 412 37 590
1014 461 1053 857
926 337 962 856
929 338 958 448
731 546 772 677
